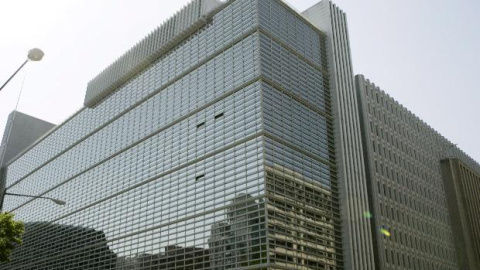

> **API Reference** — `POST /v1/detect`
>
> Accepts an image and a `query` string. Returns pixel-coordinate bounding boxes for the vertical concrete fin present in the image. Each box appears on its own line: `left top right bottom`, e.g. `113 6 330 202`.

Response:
302 2 376 269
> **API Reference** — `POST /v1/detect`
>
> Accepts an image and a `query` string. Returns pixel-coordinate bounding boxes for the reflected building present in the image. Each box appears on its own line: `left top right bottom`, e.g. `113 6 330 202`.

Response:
209 222 233 269
209 194 266 269
117 245 210 269
264 165 338 268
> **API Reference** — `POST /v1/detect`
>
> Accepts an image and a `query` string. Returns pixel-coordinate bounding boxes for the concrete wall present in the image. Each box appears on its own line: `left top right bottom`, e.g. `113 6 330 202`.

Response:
355 74 480 269
441 159 480 270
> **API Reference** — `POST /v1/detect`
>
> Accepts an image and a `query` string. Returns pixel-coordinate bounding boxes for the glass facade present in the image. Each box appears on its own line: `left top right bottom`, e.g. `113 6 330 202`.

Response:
0 0 341 269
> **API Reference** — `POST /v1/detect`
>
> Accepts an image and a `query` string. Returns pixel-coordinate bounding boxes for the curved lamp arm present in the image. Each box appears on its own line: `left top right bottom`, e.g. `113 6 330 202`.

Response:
0 190 66 211
5 192 66 205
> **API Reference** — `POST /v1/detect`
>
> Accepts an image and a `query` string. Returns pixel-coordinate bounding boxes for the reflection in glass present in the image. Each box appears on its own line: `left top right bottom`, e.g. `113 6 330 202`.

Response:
6 222 117 269
209 194 266 269
116 193 267 270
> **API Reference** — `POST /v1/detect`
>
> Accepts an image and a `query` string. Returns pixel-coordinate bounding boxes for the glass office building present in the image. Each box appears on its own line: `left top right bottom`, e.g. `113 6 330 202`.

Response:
0 0 343 269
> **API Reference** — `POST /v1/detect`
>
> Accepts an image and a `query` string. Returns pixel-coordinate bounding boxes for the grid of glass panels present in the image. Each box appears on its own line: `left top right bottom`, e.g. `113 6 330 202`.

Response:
5 0 259 187
263 136 340 270
259 34 327 111
262 83 330 161
258 0 325 69
11 82 263 225
5 138 266 269
265 166 339 269
257 2 340 265
4 33 261 211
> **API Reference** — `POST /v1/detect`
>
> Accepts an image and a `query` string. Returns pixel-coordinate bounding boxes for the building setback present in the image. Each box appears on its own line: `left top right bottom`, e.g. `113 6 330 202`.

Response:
355 74 480 270
0 0 344 269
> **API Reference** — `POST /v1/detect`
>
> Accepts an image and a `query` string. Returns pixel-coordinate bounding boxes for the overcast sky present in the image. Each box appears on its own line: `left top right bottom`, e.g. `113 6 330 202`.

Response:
0 0 478 162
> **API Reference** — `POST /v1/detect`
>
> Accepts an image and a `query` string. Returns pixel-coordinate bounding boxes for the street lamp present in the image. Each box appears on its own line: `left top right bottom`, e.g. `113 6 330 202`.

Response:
0 48 49 211
0 48 44 93
0 189 65 211
4 192 66 205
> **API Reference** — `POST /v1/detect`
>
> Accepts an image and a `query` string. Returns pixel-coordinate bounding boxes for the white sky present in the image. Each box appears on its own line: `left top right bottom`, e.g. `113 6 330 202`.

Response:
0 0 479 162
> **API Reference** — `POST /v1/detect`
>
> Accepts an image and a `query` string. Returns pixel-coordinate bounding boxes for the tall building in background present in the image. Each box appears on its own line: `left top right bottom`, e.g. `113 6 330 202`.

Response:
0 0 343 269
0 111 55 167
355 74 480 270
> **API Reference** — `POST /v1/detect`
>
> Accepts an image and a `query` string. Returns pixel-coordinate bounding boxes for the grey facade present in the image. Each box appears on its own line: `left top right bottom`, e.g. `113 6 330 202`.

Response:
0 0 343 269
355 74 480 270
441 159 480 270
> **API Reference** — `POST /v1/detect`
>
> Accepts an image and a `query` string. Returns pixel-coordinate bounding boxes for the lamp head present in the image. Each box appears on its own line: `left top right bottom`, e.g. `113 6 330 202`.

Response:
27 48 44 61
51 199 66 205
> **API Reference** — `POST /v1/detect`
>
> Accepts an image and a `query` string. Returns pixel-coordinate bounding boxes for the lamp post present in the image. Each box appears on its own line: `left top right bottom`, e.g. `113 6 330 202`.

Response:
0 48 50 211
0 48 44 93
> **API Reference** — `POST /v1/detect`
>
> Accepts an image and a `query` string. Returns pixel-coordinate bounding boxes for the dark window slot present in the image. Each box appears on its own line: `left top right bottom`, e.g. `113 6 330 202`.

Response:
215 113 224 120
196 174 205 181
197 122 205 129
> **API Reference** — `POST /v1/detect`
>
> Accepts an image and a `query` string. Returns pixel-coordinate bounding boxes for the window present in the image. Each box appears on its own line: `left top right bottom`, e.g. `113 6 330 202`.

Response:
195 174 205 181
196 122 205 129
214 112 224 120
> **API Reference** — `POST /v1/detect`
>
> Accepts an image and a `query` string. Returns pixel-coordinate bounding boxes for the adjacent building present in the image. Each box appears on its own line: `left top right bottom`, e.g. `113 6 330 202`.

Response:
0 111 55 168
355 74 480 270
0 0 478 269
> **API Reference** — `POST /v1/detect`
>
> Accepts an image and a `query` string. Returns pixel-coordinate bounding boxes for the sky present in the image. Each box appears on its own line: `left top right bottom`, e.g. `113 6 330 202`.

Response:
0 0 479 162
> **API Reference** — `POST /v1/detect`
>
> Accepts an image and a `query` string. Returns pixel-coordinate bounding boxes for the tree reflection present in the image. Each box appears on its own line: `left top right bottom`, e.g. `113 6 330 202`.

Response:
4 222 117 269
